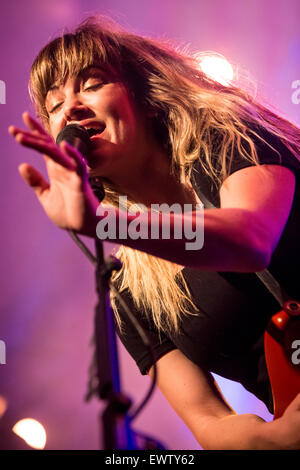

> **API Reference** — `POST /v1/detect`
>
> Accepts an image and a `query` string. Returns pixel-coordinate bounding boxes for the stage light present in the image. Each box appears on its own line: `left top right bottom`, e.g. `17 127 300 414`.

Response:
198 55 234 86
0 396 7 419
12 418 47 449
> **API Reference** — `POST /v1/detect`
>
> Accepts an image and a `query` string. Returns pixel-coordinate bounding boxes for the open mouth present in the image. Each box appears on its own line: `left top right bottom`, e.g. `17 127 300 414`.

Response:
86 127 105 139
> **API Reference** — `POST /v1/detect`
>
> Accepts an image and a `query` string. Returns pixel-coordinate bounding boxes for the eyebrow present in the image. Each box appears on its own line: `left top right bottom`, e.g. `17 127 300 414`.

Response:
47 67 106 94
47 85 59 93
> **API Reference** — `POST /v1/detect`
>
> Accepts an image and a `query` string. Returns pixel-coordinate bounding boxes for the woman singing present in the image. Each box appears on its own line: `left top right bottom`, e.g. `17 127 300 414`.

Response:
9 16 300 449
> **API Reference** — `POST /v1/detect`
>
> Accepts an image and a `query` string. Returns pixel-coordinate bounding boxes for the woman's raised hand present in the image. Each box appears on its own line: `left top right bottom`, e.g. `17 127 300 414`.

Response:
9 112 100 236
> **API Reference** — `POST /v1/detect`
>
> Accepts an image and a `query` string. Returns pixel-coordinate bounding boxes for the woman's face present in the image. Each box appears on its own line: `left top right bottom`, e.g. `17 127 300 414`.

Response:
45 66 157 181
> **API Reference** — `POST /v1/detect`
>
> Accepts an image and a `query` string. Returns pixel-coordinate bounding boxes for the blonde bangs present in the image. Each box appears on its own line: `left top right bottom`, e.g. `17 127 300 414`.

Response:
29 22 122 124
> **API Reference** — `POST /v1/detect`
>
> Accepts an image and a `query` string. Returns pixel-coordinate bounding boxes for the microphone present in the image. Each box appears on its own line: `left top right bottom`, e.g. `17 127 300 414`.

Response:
56 123 91 160
56 124 105 202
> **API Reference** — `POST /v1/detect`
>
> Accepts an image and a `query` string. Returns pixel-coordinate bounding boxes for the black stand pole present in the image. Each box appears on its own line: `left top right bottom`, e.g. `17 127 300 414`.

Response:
83 176 166 450
94 238 137 450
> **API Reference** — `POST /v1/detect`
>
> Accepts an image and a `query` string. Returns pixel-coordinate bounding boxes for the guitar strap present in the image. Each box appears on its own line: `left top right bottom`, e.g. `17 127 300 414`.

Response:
254 270 286 307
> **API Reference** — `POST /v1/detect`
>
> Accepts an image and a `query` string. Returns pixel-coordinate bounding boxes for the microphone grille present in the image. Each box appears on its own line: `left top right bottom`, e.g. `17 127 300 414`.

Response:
56 124 92 161
56 125 105 202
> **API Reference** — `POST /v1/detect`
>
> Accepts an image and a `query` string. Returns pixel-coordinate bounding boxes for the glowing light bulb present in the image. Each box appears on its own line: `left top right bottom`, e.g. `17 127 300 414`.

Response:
12 418 47 449
0 396 7 419
199 55 234 86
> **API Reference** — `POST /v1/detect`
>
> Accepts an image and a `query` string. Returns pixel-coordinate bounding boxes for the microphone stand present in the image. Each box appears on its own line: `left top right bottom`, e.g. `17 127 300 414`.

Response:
70 177 166 450
86 237 166 450
87 175 136 449
93 238 138 450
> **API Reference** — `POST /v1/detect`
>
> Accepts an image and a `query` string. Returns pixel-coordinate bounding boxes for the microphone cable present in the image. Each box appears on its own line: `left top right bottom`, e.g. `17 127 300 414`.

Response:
66 228 158 423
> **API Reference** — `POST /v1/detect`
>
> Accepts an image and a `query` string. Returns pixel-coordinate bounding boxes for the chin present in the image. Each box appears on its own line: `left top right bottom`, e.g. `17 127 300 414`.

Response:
86 152 108 175
87 162 113 182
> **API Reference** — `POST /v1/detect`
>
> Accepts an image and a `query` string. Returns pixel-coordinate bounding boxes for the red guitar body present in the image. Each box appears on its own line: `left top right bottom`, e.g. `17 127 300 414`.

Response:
264 300 300 419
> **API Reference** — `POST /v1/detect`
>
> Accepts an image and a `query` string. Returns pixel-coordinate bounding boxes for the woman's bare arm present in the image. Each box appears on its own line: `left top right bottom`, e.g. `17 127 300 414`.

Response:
147 349 300 450
111 164 296 271
10 113 296 272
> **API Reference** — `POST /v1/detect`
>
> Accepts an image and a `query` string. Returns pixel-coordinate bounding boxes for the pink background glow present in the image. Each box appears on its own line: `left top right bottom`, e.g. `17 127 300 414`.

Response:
0 0 299 450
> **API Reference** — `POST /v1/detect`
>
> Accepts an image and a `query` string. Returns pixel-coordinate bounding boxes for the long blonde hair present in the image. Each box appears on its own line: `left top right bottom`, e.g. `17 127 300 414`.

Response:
29 15 300 334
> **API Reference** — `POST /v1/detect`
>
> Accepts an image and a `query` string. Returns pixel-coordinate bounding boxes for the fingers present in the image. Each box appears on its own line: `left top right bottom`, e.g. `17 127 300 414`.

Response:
289 392 300 411
18 163 50 197
10 125 76 171
23 133 75 170
8 125 51 142
10 111 87 175
8 111 51 144
22 111 50 137
60 141 88 178
8 111 51 142
283 392 300 419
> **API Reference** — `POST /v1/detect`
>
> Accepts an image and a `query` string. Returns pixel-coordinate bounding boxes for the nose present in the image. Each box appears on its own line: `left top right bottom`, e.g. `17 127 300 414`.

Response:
63 92 89 122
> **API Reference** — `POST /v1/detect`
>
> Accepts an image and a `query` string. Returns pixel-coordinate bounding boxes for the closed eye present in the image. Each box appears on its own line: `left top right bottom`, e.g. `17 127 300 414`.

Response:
49 102 63 114
47 78 105 114
84 83 104 91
